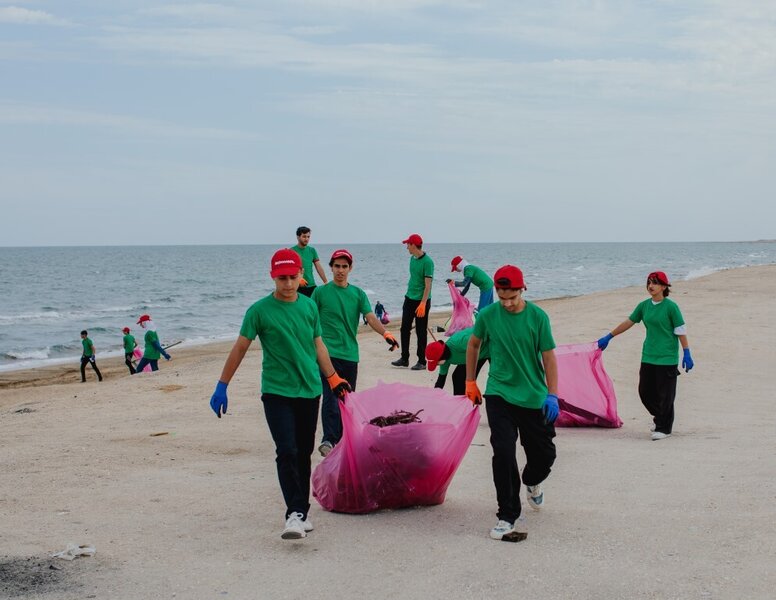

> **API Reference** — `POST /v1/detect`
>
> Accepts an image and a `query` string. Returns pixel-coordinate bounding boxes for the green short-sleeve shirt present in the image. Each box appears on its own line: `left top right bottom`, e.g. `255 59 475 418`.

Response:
439 326 490 375
123 334 135 353
291 245 320 285
239 293 323 398
463 264 494 291
629 298 685 365
406 253 434 301
143 330 161 360
311 282 372 363
81 337 95 357
473 301 556 408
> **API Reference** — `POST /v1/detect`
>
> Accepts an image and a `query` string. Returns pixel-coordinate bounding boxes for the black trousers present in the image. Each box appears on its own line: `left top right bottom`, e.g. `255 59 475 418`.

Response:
638 362 679 434
319 357 358 445
451 359 487 395
298 286 316 298
485 394 556 523
400 296 430 363
80 356 102 382
124 352 136 374
262 393 320 520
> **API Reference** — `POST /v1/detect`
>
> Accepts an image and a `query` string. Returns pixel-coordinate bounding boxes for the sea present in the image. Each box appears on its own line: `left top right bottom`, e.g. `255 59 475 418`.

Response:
1 242 774 373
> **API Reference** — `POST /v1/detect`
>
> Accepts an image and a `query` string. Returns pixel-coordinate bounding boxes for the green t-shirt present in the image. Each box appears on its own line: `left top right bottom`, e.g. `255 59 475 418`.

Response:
439 326 490 375
291 245 320 286
406 253 434 301
143 330 161 360
473 301 556 408
629 298 685 365
81 337 94 357
463 264 494 291
239 293 323 398
123 334 136 353
311 282 372 363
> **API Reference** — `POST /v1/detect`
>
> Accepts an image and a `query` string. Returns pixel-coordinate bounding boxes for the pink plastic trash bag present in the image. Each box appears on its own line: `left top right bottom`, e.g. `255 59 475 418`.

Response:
555 342 622 428
132 347 152 372
445 282 475 336
312 382 480 514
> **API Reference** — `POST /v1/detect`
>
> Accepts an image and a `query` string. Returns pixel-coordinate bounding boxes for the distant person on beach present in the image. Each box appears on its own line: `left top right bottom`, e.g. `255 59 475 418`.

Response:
122 327 137 374
79 330 103 382
312 249 399 457
292 226 328 297
208 248 352 540
597 271 695 441
132 314 171 373
392 233 434 370
374 301 387 323
447 256 494 312
425 326 488 395
465 265 558 542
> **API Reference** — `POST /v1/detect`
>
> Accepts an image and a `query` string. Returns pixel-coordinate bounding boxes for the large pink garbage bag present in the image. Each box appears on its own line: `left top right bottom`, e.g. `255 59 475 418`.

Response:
445 282 475 336
312 382 480 514
555 343 622 428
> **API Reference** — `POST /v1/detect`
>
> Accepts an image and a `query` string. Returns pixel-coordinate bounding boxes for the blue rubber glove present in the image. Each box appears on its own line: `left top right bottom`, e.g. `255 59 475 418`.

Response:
210 381 228 418
163 351 171 361
597 333 613 350
542 394 559 424
682 348 694 372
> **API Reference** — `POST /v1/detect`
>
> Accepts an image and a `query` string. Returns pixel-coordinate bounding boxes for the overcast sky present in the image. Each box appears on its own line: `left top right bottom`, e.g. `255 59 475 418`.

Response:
1 1 774 245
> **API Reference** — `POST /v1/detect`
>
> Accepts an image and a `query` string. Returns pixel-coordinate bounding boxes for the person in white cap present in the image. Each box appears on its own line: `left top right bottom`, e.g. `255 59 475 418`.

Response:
447 256 494 312
132 314 171 373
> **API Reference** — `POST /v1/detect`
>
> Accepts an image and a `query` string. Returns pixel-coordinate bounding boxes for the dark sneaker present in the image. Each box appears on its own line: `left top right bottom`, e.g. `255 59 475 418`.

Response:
391 358 409 367
411 362 427 371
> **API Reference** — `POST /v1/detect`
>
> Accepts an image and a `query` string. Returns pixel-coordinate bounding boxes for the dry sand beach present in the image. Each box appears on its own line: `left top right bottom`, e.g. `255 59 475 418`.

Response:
1 265 774 599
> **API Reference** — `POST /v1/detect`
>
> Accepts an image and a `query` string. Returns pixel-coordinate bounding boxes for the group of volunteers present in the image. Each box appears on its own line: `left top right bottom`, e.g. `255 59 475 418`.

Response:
78 314 173 382
208 227 695 543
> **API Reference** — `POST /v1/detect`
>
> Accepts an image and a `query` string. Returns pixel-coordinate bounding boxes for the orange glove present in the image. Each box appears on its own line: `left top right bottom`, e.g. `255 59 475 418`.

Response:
383 331 399 351
465 380 482 405
326 372 352 399
299 277 308 287
415 303 427 318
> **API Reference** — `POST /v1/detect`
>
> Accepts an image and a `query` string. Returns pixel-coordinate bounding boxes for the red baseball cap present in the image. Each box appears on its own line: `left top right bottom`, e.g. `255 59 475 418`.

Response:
330 249 353 264
648 271 670 286
270 248 302 278
425 340 446 372
493 265 525 289
137 314 151 324
402 233 423 246
122 327 130 333
450 256 463 272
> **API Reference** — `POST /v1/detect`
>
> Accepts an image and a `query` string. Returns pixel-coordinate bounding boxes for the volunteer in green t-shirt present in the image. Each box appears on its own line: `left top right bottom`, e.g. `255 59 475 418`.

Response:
208 248 352 541
447 256 494 312
291 226 328 298
132 314 171 373
392 233 434 370
597 271 695 441
465 265 558 542
425 326 489 395
79 330 103 382
312 249 399 457
122 327 137 374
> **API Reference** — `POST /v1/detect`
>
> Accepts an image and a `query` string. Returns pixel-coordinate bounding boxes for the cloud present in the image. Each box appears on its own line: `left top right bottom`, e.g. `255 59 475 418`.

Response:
0 6 69 25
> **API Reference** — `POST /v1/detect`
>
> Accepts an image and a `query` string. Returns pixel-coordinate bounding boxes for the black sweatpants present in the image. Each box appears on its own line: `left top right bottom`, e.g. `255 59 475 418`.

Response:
450 359 487 395
400 296 430 363
638 362 679 434
124 352 136 374
80 356 102 382
485 394 556 523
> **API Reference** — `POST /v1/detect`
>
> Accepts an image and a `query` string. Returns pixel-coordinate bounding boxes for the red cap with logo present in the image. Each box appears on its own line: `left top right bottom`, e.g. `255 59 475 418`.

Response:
137 314 151 324
450 256 463 272
122 327 130 333
330 249 353 264
270 248 302 278
648 271 670 286
493 265 525 289
402 234 423 246
425 340 446 372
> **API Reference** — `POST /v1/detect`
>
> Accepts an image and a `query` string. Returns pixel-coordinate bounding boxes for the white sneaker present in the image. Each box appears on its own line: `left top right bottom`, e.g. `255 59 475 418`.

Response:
490 515 527 542
281 512 306 539
302 516 314 533
651 431 671 441
650 424 656 432
526 483 544 510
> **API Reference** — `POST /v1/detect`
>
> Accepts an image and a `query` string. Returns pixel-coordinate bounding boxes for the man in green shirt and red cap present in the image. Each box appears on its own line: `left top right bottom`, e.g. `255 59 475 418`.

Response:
132 314 171 373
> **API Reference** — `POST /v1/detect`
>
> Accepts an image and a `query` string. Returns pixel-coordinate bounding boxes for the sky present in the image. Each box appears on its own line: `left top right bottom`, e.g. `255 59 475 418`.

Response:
1 1 775 246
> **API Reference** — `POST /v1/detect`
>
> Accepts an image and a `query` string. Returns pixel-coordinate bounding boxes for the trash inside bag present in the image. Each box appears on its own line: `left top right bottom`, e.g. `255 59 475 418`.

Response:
312 382 480 514
555 342 623 428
